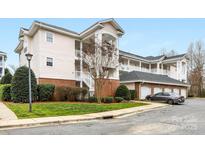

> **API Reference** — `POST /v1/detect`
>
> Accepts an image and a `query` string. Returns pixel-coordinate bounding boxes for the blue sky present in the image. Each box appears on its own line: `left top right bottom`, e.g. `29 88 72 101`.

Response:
1 18 205 66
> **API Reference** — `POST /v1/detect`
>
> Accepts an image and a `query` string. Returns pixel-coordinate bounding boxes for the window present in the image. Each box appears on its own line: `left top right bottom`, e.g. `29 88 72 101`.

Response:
46 57 53 66
24 47 27 53
163 92 170 96
46 32 53 43
155 92 162 96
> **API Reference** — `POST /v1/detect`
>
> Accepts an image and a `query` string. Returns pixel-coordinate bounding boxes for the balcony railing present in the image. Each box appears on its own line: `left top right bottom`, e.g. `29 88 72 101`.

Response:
75 71 94 91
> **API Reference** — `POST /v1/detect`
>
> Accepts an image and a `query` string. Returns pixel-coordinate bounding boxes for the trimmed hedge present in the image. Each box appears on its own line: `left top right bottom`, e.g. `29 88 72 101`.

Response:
0 69 12 84
104 97 114 103
11 66 38 103
115 97 124 103
0 84 11 101
37 84 55 101
88 96 97 103
129 90 136 100
115 85 131 100
55 86 88 101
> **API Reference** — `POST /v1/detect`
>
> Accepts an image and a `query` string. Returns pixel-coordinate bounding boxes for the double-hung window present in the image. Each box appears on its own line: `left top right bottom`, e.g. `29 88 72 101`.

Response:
46 32 53 43
46 57 53 66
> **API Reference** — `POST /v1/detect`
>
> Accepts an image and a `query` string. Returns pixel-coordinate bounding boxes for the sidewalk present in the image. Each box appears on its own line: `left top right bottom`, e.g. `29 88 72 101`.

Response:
0 102 169 130
0 102 17 121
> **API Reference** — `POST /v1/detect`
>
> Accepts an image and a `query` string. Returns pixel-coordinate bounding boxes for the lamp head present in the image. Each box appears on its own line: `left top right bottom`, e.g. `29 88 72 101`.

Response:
25 53 33 61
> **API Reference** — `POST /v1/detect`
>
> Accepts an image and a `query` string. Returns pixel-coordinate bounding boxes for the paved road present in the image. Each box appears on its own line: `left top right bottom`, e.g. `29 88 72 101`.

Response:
0 98 205 135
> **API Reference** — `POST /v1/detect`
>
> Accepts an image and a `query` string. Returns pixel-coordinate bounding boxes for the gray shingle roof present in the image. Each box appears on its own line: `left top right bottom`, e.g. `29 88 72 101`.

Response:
119 50 187 61
164 53 186 60
119 50 148 60
145 55 165 60
120 71 188 86
0 51 6 55
34 20 79 35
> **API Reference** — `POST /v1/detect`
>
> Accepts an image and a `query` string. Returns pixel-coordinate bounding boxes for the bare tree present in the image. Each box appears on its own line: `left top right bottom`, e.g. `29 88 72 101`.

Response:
187 40 205 96
83 38 118 103
160 48 177 57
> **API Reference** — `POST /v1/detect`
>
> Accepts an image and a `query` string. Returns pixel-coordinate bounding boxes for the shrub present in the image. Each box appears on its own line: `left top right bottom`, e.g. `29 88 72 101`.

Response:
37 84 55 101
115 97 124 103
115 85 131 100
129 90 136 100
104 97 114 103
55 86 88 101
200 89 205 98
0 84 11 101
11 66 37 103
72 87 88 101
55 86 70 101
89 96 97 103
0 69 12 84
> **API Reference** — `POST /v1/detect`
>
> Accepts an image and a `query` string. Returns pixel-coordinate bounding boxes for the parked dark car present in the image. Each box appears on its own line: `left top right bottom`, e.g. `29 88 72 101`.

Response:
146 92 185 104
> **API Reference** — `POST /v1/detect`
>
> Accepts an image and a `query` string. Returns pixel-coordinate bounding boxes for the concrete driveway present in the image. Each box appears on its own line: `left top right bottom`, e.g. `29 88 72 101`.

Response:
0 98 205 135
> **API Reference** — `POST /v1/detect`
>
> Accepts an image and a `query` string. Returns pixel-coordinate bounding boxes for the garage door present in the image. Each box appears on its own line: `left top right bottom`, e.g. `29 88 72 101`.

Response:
154 87 162 94
181 89 187 98
173 88 179 95
164 88 172 93
141 86 151 100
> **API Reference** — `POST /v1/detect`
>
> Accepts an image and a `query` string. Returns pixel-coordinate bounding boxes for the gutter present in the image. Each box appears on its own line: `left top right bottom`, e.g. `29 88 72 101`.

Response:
120 80 190 87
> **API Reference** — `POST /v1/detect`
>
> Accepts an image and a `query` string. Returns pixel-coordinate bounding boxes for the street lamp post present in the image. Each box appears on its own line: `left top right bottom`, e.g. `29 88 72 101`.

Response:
25 53 33 112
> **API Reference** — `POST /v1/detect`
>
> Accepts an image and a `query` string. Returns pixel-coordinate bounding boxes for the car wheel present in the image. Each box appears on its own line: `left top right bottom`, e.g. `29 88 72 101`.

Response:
168 99 174 105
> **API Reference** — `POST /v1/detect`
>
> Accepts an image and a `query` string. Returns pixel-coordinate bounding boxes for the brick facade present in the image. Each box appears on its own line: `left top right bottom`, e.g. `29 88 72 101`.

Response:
38 78 76 87
38 78 76 101
95 79 120 97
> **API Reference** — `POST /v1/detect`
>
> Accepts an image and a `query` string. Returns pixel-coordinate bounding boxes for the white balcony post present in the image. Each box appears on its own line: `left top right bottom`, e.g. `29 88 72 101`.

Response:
157 62 160 74
161 63 164 74
176 61 182 81
80 41 83 88
127 59 130 71
139 61 142 71
149 64 151 72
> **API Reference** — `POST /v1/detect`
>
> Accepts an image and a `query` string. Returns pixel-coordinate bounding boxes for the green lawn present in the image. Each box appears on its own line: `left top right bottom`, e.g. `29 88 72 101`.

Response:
5 102 148 119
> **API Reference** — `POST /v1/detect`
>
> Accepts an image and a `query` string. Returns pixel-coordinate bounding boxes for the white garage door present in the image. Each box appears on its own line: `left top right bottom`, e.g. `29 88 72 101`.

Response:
173 88 180 95
164 88 172 93
154 87 162 94
141 86 151 100
181 89 187 98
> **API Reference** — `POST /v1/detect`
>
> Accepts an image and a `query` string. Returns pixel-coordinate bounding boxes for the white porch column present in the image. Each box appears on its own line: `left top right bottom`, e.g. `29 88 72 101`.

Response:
184 61 188 82
139 61 142 71
127 59 130 71
157 62 160 74
176 61 182 81
161 63 164 75
80 41 83 88
149 64 151 72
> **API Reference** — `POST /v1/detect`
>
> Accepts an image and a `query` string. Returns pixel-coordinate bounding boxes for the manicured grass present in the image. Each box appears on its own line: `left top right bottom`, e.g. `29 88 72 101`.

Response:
5 102 148 119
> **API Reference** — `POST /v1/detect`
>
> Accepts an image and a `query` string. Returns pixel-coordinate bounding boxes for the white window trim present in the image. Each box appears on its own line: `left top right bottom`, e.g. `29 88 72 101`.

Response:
46 57 53 66
46 32 54 43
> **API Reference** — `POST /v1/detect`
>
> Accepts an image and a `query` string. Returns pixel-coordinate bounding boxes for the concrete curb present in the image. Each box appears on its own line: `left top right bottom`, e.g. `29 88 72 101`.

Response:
0 102 169 130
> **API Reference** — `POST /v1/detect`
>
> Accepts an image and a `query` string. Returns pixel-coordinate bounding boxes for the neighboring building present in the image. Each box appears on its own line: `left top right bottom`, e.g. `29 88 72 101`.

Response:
119 51 189 99
0 51 6 79
14 18 189 99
